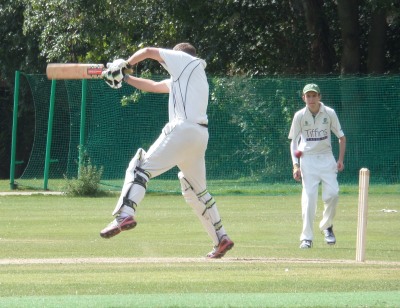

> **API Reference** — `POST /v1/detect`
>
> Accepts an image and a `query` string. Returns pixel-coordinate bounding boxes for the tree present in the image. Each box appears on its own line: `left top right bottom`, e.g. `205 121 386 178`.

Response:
19 0 400 76
366 1 393 74
1 0 400 179
337 0 361 74
0 0 37 178
301 0 335 73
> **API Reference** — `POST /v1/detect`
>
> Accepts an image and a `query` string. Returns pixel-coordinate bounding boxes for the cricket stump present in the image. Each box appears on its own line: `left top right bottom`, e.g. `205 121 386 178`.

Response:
356 168 370 262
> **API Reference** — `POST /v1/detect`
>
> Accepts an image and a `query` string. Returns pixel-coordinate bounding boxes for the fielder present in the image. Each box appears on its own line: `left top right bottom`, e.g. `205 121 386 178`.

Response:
100 43 234 258
288 83 346 249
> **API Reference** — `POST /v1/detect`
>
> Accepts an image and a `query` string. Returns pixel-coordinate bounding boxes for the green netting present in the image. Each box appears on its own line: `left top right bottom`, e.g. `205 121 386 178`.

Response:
14 74 400 191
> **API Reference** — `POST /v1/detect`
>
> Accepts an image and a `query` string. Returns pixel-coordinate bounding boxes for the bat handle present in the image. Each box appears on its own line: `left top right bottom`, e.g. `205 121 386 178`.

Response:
122 67 134 75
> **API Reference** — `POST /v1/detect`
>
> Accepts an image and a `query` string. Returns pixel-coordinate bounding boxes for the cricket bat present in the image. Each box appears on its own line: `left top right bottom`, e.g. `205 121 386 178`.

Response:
46 63 107 80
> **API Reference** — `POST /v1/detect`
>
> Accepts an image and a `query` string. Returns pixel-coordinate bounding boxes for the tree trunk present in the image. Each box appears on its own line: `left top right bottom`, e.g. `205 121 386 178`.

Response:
302 0 334 73
337 0 360 74
367 8 387 74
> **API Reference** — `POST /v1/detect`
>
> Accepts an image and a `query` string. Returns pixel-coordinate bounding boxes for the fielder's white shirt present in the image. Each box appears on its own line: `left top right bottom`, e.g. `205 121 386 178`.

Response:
159 49 209 125
288 102 344 155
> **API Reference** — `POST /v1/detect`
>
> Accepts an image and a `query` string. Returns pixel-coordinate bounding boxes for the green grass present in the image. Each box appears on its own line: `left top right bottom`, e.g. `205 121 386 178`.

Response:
1 292 399 308
0 186 399 307
4 178 400 195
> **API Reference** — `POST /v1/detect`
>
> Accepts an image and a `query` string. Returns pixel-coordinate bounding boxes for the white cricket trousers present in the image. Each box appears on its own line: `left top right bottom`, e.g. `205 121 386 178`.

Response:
299 153 339 241
130 119 209 206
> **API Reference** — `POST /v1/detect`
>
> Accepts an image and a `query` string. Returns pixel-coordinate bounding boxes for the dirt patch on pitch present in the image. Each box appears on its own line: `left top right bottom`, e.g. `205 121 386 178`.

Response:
0 191 64 196
1 257 399 266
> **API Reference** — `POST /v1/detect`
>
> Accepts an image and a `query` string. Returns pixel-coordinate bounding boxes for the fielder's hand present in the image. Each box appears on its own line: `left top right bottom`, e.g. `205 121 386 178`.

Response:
337 160 344 172
293 164 301 182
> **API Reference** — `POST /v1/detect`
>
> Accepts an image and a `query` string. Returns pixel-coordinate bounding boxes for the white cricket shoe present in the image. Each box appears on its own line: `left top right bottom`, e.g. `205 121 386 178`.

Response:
100 215 137 239
323 226 336 245
207 236 234 259
299 240 312 249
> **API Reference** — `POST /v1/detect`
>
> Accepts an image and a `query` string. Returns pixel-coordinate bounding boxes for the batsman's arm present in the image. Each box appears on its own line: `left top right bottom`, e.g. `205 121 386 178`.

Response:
122 47 168 93
126 47 164 66
124 75 169 93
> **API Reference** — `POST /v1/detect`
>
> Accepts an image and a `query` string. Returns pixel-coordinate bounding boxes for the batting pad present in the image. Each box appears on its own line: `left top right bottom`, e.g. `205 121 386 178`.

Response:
178 172 223 245
113 148 147 215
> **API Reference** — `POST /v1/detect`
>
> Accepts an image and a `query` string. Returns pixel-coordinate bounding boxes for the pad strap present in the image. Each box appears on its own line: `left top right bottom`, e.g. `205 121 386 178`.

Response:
122 197 137 211
133 173 148 189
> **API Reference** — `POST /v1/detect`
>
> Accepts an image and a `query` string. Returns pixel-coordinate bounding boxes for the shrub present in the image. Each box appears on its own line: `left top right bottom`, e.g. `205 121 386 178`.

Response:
64 156 104 196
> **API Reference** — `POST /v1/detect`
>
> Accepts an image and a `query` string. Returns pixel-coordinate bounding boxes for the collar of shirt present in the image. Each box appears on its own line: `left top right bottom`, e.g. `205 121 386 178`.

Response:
305 102 326 116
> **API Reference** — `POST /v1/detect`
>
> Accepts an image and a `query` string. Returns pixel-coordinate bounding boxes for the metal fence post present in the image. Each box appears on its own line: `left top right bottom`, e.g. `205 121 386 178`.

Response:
43 79 57 190
9 71 20 189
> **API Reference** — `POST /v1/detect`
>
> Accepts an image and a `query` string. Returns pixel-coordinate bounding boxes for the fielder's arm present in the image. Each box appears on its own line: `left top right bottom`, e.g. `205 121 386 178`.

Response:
290 138 302 181
290 137 301 166
337 136 346 172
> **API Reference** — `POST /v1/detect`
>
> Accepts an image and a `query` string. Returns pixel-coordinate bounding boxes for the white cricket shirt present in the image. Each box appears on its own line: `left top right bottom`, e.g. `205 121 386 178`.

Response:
288 102 344 155
159 49 209 125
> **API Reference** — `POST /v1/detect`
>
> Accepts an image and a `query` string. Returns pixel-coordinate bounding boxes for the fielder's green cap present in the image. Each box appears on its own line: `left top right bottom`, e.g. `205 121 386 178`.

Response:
302 83 320 94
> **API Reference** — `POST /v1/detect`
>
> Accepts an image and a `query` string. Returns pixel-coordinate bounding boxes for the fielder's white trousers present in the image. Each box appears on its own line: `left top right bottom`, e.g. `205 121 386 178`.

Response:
299 153 339 241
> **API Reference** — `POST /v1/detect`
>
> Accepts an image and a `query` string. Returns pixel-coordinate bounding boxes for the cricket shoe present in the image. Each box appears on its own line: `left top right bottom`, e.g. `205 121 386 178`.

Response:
207 236 234 259
323 225 336 245
299 239 312 249
100 215 137 239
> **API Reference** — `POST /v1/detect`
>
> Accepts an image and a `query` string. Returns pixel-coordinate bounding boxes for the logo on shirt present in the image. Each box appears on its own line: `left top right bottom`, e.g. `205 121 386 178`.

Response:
306 136 328 141
323 118 328 124
305 128 328 141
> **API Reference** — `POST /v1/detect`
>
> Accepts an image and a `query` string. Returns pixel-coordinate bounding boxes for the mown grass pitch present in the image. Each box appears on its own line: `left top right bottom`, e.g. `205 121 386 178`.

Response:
0 185 399 307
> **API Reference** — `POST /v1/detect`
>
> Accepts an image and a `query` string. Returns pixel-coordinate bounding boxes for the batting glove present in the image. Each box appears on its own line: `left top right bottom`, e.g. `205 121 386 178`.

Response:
102 59 134 89
102 68 124 89
107 59 132 74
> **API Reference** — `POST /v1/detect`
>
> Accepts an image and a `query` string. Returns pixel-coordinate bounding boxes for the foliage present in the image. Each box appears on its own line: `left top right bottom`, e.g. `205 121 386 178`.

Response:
1 0 400 180
17 0 400 76
64 154 104 196
120 70 153 106
209 76 300 180
21 0 178 67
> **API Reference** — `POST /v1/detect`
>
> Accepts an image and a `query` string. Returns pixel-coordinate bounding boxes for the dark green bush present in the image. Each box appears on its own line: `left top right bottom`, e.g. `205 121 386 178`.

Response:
64 157 104 196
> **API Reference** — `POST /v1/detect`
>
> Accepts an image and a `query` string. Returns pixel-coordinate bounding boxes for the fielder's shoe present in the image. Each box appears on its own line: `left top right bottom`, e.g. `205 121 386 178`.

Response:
100 215 137 239
299 239 312 249
323 225 336 245
207 236 234 259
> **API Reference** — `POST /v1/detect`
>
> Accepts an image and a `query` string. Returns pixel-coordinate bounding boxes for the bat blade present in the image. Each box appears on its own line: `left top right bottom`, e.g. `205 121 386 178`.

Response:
46 63 105 80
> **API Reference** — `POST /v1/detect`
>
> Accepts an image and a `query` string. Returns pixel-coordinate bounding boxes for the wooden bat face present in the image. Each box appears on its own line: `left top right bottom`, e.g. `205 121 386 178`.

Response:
46 63 105 80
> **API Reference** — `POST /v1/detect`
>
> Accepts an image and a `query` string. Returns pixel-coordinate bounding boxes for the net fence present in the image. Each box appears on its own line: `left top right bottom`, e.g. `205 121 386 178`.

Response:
14 74 400 191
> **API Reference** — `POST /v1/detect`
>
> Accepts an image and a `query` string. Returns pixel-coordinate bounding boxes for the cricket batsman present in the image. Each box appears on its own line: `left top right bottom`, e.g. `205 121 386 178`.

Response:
99 43 234 258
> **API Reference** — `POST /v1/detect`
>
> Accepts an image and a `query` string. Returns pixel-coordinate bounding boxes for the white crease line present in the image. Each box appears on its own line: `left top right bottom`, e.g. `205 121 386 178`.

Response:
0 257 399 265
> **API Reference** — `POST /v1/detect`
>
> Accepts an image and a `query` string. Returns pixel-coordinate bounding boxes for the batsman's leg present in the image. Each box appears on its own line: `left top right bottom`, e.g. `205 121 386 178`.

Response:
178 172 234 258
100 148 149 239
